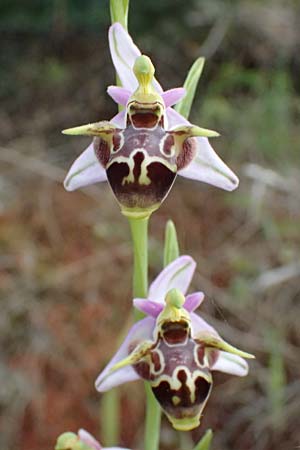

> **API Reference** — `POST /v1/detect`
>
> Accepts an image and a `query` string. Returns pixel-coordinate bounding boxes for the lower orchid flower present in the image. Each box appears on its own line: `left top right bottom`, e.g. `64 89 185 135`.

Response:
63 23 239 219
95 256 254 431
55 429 130 450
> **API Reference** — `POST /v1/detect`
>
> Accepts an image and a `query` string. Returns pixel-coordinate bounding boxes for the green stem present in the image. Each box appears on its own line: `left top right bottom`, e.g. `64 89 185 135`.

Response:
100 1 130 445
144 383 161 450
128 216 161 450
110 0 129 29
128 217 149 299
110 0 129 109
100 389 120 446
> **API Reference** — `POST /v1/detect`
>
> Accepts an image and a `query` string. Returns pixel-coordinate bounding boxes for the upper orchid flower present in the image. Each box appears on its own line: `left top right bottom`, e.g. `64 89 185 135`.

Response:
55 429 130 450
95 256 254 431
63 23 238 218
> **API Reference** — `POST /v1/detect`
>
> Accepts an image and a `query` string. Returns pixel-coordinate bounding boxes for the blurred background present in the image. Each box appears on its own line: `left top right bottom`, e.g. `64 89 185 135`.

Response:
1 0 300 449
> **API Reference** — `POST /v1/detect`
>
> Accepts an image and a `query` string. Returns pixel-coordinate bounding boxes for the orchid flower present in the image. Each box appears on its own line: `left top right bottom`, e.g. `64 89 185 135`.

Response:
55 429 130 450
63 23 239 219
95 256 254 431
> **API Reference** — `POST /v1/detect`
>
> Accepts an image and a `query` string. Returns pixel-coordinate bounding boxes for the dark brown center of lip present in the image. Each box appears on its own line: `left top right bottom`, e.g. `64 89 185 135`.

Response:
131 112 159 128
162 322 189 345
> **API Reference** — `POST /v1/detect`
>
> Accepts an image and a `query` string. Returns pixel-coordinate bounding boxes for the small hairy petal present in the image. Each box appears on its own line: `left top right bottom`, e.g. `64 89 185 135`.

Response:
95 317 155 392
162 88 186 107
148 255 196 303
133 298 163 317
211 351 249 376
107 86 131 106
184 292 205 312
64 142 107 191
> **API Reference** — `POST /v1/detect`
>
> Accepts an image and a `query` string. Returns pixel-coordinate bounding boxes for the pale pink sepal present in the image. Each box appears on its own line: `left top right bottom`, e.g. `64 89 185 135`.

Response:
148 255 196 304
95 317 155 392
166 108 239 191
109 23 162 93
107 86 131 106
110 109 126 128
63 142 107 192
179 137 239 191
78 429 102 450
190 312 220 338
184 292 205 312
166 107 190 129
211 351 249 376
162 88 186 107
78 429 131 450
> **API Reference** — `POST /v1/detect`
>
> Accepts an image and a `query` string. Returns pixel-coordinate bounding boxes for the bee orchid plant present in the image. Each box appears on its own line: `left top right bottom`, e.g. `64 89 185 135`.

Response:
63 23 239 219
56 3 253 449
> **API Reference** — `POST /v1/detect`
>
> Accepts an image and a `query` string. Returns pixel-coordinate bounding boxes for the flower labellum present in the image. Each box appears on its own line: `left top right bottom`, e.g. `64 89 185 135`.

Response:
96 257 254 431
63 55 218 219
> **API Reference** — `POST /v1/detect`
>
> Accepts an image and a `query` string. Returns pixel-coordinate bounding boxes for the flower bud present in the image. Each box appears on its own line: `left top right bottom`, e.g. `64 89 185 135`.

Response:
55 432 92 450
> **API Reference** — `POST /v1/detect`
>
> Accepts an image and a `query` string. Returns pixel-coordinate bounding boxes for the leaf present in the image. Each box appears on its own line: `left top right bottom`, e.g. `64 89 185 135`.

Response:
175 57 205 120
192 429 213 450
163 220 180 267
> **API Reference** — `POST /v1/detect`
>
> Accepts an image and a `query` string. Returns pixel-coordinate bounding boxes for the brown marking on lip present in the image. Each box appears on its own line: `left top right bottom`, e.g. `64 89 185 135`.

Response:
112 132 122 152
176 137 197 170
151 350 162 372
134 361 151 380
94 137 110 167
162 134 175 156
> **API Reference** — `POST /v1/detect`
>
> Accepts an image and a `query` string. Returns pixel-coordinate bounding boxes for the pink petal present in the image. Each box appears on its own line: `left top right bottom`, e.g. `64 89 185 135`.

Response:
110 109 126 128
78 429 102 450
184 292 205 312
95 317 155 392
162 88 186 107
64 142 107 191
107 86 131 106
191 312 220 338
178 137 239 191
133 299 163 317
108 23 163 93
148 255 196 303
211 351 249 376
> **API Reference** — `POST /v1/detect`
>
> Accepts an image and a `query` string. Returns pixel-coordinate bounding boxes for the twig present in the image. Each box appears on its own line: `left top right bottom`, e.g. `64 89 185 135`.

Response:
252 262 300 293
243 163 300 196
